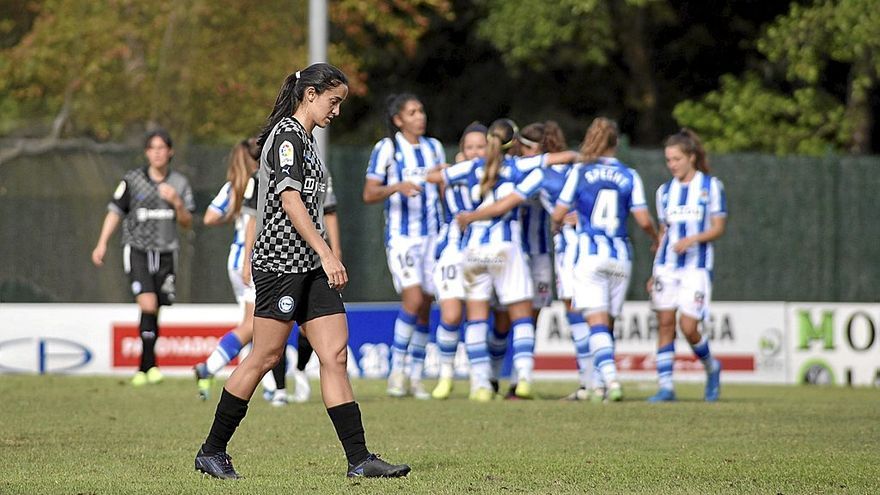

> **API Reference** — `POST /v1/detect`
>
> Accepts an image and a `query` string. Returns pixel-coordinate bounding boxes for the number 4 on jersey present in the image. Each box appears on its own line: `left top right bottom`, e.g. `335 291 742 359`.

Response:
591 189 619 236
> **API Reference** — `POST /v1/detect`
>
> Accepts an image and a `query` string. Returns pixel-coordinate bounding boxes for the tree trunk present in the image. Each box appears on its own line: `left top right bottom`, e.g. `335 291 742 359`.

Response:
845 59 874 154
614 1 659 145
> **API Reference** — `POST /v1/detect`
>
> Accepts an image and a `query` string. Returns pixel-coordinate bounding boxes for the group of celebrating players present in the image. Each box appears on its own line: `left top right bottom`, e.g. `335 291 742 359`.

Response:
92 64 728 479
366 93 728 404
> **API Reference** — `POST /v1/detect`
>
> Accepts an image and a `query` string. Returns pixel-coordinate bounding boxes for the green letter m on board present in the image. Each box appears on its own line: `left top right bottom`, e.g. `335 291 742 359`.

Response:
798 310 835 350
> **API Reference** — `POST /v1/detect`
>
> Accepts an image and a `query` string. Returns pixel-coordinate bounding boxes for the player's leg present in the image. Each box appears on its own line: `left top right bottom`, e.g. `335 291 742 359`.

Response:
487 306 509 396
302 269 410 478
409 289 433 400
464 299 493 401
495 243 536 399
564 300 594 401
133 292 160 386
432 298 462 399
196 315 290 479
291 330 313 403
385 239 419 396
679 269 720 401
648 266 680 402
573 255 619 402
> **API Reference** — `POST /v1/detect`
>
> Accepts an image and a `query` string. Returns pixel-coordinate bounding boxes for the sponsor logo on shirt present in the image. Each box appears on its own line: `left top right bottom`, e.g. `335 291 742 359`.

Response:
666 205 703 222
135 208 175 222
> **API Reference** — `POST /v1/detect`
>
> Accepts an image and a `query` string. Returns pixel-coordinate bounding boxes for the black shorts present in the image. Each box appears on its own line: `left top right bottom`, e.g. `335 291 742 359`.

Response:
124 245 176 306
253 268 346 324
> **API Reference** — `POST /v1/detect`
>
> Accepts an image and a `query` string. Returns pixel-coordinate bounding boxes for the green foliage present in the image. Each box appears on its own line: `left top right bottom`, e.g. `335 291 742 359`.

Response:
673 74 849 155
3 376 880 493
0 0 450 143
676 0 878 154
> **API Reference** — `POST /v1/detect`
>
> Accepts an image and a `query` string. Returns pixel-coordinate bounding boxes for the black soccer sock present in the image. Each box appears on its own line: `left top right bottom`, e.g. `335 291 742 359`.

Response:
272 354 287 390
139 312 159 372
202 388 250 454
296 332 313 372
327 401 370 466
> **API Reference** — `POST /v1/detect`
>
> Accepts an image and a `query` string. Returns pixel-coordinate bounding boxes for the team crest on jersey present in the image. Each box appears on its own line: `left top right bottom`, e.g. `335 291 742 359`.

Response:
278 295 295 313
279 141 294 167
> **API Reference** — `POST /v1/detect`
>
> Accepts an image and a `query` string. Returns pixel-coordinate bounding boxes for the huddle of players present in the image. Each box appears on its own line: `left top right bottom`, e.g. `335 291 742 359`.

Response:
367 93 727 403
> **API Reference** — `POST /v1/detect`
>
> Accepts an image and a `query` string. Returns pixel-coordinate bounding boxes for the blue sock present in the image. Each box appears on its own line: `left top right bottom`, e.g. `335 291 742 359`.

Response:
435 322 460 378
590 324 617 384
465 320 491 389
656 342 675 391
391 310 417 373
691 336 716 371
409 324 430 380
512 317 535 383
218 332 243 361
488 326 508 379
568 312 591 387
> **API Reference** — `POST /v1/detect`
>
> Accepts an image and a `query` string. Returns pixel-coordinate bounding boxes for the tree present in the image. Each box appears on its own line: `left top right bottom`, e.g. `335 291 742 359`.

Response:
0 0 450 145
475 0 672 144
675 0 879 154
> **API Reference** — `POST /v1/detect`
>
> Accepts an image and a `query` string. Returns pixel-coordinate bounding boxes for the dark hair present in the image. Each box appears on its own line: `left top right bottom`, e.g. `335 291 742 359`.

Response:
257 63 348 148
665 128 710 173
384 93 421 142
520 120 567 153
579 117 619 163
458 121 488 154
144 128 173 149
480 118 518 197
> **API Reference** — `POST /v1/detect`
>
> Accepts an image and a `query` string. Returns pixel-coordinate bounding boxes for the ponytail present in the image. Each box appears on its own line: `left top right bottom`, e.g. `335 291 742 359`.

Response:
579 117 619 163
479 119 518 197
257 63 348 149
226 140 257 218
665 128 710 173
541 120 566 153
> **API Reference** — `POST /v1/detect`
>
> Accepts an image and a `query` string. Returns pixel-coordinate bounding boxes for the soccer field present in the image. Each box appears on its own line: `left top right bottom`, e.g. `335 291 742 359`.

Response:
3 376 878 494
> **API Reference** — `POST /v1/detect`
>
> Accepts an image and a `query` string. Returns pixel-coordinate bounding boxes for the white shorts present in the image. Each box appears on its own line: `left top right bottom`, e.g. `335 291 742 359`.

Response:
433 242 465 301
529 253 553 309
386 235 436 295
463 242 534 306
228 267 256 305
554 228 579 301
651 265 712 320
572 242 632 317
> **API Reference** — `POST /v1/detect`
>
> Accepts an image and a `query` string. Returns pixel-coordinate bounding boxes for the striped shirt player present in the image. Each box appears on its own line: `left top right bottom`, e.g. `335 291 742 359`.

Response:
556 157 647 317
209 178 257 304
251 116 344 324
432 182 472 302
440 154 545 306
520 195 553 308
651 170 727 320
109 165 195 305
366 132 445 294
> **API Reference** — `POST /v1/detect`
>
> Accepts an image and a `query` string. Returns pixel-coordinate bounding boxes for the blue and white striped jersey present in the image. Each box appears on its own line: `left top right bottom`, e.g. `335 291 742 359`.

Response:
557 157 647 261
654 170 727 270
366 132 445 244
536 165 576 255
208 181 251 271
434 182 472 258
443 155 545 249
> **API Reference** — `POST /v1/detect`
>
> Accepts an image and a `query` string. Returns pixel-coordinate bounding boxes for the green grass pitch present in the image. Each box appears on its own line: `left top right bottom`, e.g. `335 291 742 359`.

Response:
3 375 878 494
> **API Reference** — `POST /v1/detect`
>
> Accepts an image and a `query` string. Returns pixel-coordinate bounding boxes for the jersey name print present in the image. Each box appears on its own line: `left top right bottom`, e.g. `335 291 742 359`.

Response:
253 117 327 273
108 167 195 252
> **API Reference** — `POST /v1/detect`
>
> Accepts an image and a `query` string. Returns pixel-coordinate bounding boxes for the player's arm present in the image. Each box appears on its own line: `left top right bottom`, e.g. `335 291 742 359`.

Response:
158 182 194 229
363 177 421 203
281 190 347 289
241 214 256 285
632 208 659 250
324 212 342 261
673 216 726 254
91 211 122 267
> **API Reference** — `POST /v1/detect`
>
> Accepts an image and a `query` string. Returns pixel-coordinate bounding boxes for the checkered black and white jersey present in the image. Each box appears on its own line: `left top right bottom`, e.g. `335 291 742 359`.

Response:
107 167 195 252
253 117 328 273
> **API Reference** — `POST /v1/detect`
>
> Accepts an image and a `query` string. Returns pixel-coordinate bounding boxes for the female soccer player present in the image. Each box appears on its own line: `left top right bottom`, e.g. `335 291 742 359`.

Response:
195 63 410 479
91 129 195 386
428 119 577 401
363 93 444 399
431 122 486 400
648 128 727 402
552 118 658 402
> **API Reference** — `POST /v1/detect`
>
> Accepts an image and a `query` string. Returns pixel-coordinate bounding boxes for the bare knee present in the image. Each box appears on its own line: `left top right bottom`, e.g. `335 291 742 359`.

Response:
320 345 348 373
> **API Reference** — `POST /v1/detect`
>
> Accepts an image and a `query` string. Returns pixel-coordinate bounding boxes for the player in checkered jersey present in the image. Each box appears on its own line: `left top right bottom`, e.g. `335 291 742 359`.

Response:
91 129 195 387
363 93 445 399
195 63 410 480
